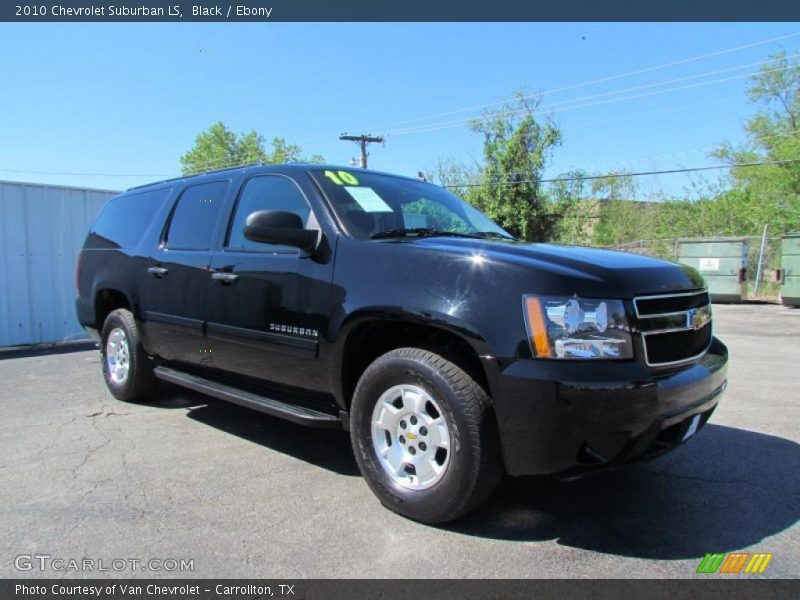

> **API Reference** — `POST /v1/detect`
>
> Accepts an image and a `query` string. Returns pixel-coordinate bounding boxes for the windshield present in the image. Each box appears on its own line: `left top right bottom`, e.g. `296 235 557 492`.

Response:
309 169 512 241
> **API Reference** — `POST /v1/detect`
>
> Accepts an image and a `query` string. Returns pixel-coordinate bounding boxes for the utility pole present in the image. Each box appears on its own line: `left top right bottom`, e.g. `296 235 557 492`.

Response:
339 133 384 168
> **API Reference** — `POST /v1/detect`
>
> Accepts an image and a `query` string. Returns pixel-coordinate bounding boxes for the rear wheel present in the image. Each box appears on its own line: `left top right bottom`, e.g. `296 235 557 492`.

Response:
100 308 157 402
350 347 502 523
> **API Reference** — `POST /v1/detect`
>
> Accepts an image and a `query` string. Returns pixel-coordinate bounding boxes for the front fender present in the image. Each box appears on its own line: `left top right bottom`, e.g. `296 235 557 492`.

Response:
325 306 502 409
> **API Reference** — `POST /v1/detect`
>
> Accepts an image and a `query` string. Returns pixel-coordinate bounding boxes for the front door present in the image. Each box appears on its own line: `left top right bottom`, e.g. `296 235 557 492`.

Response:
206 174 335 391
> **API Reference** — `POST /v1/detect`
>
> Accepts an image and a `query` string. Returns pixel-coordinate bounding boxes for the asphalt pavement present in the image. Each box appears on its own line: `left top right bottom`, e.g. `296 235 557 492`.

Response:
1 304 798 578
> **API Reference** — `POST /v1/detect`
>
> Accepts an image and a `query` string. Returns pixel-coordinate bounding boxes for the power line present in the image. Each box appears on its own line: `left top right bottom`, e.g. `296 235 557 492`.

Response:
5 144 797 186
4 35 798 183
4 156 798 184
389 111 800 182
158 58 796 175
43 48 795 178
526 54 799 119
0 167 172 177
348 31 800 133
543 129 800 176
446 158 800 188
295 32 800 148
388 62 798 136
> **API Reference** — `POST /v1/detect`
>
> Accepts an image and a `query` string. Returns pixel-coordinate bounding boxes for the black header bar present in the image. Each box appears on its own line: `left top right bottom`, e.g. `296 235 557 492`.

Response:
3 1 800 22
2 579 799 600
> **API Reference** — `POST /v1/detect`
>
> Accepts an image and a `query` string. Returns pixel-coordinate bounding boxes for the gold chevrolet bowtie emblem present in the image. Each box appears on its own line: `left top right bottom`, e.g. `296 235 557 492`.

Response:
406 433 417 440
688 308 710 330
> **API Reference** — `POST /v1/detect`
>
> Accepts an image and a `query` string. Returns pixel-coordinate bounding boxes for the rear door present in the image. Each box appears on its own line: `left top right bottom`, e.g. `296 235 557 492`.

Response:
140 179 232 366
206 173 335 390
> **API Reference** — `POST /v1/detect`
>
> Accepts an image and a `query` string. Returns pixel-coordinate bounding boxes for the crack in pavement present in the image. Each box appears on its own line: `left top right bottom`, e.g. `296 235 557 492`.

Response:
70 437 111 479
86 410 133 418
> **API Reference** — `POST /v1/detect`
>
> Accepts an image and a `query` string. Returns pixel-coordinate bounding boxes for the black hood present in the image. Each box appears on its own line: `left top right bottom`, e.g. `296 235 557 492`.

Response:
394 237 706 297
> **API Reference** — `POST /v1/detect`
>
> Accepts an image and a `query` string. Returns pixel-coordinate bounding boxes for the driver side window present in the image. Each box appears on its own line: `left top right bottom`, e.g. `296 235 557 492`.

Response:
227 175 311 251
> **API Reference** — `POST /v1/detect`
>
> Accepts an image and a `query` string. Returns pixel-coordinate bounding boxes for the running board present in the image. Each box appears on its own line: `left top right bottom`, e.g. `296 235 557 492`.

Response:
153 366 340 428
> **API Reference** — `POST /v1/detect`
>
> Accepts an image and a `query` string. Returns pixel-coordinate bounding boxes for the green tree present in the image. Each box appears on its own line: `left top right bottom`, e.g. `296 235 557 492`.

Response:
468 93 564 241
180 122 324 175
267 137 325 165
423 155 480 199
547 170 597 245
711 50 800 233
589 174 654 246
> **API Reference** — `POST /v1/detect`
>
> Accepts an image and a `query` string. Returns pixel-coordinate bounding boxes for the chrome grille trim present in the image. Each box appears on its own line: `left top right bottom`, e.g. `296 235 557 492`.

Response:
633 290 713 367
633 289 710 318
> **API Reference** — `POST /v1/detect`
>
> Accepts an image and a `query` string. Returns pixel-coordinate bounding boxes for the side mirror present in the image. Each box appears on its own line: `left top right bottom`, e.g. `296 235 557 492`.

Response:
243 210 320 252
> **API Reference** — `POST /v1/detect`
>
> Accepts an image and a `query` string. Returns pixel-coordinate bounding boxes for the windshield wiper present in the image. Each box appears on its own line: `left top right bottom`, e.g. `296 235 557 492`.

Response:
370 228 447 239
471 231 515 240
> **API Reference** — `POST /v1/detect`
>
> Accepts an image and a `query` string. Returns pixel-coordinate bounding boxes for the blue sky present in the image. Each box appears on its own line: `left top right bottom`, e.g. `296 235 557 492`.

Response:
0 22 798 196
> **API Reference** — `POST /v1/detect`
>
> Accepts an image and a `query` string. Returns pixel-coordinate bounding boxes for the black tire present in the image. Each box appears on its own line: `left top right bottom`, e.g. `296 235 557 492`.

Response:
350 347 502 524
100 308 158 402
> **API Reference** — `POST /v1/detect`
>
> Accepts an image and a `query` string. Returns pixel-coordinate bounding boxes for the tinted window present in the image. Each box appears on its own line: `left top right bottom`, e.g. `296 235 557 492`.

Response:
89 188 170 248
227 176 311 251
165 181 230 250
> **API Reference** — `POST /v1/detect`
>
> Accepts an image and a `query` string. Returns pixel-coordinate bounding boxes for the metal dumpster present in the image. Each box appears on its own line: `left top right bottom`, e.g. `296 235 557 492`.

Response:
677 238 748 303
780 232 800 307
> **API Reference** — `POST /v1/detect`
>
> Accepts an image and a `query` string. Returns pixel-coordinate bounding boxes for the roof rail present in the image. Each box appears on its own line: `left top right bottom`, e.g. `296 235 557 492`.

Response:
126 162 266 191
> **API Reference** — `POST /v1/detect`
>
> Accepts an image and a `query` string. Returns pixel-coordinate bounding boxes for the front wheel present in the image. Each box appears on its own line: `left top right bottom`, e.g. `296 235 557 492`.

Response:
350 348 502 523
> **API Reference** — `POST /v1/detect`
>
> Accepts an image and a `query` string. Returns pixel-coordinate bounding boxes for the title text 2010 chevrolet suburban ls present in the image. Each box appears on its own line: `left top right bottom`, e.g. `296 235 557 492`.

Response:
76 164 728 523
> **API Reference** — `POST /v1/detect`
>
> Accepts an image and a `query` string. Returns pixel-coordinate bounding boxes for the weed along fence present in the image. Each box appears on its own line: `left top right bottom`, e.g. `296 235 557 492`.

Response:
611 234 792 303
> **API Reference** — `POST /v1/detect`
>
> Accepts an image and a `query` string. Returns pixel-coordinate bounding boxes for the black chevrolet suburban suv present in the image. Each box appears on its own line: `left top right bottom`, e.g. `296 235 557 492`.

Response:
76 164 728 523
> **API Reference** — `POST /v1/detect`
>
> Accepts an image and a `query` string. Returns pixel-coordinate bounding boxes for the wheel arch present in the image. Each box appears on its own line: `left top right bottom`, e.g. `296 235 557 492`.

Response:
94 288 133 329
333 311 496 410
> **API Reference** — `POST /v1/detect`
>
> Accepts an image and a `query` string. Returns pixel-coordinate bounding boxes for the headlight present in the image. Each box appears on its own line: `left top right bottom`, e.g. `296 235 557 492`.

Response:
523 295 633 359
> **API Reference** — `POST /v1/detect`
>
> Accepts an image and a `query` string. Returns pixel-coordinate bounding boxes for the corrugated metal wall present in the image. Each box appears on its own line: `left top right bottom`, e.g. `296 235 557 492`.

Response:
0 181 118 347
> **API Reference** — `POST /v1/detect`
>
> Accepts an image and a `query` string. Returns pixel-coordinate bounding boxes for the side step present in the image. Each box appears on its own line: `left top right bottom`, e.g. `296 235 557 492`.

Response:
153 366 340 428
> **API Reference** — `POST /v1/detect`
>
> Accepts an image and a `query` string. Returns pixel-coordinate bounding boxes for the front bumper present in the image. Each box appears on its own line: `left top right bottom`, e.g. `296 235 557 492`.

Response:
491 337 728 476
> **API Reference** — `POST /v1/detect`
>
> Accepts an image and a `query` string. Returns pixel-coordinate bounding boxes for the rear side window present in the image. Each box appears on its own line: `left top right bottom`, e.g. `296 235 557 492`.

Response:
226 175 311 251
89 188 170 248
165 181 230 250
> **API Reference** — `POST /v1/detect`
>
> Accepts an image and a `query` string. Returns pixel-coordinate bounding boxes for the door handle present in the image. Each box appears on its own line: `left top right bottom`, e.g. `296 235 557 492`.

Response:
211 272 239 284
147 266 169 278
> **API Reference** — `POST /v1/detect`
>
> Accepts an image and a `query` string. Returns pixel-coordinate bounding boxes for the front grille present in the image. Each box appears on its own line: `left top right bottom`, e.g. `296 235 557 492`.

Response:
644 323 712 365
634 290 713 367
